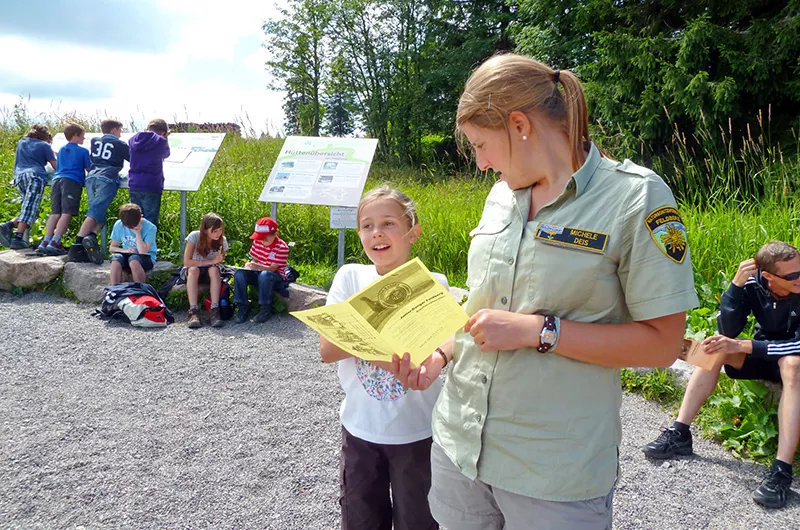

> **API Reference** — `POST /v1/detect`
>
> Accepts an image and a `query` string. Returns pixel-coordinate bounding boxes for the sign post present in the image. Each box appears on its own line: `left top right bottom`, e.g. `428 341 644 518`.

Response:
258 136 378 268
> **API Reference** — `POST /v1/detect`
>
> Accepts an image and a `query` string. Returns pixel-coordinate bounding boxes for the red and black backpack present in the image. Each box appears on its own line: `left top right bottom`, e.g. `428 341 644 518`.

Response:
96 282 175 327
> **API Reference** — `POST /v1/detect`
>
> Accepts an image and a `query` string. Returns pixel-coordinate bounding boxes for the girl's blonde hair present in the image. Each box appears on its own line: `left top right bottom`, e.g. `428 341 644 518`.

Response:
357 186 418 230
456 54 599 171
196 212 224 257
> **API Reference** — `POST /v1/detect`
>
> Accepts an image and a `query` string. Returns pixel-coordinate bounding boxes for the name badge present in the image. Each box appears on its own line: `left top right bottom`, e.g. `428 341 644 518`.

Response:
534 223 609 254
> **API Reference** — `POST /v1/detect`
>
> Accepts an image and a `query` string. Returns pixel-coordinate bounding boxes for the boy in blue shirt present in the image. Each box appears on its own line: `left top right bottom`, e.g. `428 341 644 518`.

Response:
0 124 57 250
39 124 91 255
128 118 170 226
69 119 130 264
109 203 157 285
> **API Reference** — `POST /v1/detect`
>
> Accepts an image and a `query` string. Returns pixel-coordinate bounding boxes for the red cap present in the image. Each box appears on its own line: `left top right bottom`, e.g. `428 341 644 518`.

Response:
250 217 278 240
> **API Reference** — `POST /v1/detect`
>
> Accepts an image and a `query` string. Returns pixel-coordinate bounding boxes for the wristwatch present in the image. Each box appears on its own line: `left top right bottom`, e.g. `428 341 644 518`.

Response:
537 315 560 353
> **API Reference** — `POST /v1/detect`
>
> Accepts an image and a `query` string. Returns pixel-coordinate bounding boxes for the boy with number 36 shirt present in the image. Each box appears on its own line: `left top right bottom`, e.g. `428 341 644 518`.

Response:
68 119 129 264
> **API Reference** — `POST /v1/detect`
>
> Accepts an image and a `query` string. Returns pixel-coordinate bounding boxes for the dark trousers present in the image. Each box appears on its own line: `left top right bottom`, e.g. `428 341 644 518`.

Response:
340 426 438 530
233 269 282 307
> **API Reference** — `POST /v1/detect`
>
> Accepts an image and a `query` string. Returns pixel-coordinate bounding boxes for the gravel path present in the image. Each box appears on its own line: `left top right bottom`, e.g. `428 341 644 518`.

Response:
1 292 797 529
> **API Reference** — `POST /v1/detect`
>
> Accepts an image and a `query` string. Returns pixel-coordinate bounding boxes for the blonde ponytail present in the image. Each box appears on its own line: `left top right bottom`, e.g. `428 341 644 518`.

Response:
457 54 601 172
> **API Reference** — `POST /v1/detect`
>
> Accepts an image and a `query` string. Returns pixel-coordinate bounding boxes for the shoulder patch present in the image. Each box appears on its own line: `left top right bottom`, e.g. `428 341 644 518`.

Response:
645 206 687 264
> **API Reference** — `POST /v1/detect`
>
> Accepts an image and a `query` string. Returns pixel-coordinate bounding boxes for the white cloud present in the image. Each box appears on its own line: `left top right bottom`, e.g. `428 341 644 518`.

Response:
0 1 286 136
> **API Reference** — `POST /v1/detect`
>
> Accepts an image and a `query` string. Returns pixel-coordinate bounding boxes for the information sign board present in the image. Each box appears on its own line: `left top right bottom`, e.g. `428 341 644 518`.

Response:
330 206 358 229
51 132 225 192
258 136 378 207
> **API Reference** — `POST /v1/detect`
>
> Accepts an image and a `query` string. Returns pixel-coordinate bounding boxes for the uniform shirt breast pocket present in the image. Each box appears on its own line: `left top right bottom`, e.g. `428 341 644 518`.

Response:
531 240 606 313
467 219 511 290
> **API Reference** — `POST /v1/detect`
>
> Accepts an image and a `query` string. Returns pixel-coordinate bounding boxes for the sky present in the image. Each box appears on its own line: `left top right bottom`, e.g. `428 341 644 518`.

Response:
0 0 286 136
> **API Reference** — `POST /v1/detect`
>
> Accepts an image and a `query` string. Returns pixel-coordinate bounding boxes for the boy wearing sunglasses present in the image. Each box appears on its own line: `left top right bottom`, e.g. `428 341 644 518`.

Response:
643 240 800 508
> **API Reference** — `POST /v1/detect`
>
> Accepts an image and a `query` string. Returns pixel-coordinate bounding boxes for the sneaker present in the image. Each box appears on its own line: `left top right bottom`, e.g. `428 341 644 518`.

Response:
254 306 272 324
0 222 12 247
67 244 91 263
187 308 203 329
41 241 67 256
9 237 29 250
642 427 693 459
209 307 223 328
753 465 793 509
35 241 49 255
276 282 291 298
82 233 104 265
234 305 250 324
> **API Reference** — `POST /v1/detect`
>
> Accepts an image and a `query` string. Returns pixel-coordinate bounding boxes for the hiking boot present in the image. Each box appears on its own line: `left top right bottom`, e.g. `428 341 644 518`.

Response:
41 241 67 256
753 464 793 509
67 244 91 263
0 222 12 247
254 306 272 324
9 237 29 250
187 308 203 329
235 304 250 323
82 233 105 265
209 306 224 328
642 427 693 459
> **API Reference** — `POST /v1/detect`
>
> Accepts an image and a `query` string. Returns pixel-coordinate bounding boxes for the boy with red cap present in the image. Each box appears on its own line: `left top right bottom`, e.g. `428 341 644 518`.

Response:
233 217 290 323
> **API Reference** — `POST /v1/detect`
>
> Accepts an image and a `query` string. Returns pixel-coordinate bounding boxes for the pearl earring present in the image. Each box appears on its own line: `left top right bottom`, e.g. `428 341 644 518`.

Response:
522 135 528 141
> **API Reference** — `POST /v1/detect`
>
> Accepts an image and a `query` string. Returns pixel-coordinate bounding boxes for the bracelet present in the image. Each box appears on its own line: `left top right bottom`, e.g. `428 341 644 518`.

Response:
435 347 449 367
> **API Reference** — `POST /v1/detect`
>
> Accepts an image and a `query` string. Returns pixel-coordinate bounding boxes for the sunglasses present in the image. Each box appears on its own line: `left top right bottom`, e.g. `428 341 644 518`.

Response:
777 270 800 281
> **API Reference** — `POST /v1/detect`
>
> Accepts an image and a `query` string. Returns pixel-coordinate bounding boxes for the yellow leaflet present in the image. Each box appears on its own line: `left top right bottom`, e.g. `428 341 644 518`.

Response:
292 258 469 366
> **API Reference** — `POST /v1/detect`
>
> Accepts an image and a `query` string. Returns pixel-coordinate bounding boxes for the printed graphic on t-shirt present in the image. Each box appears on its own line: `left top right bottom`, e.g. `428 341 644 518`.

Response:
356 359 408 402
121 233 137 249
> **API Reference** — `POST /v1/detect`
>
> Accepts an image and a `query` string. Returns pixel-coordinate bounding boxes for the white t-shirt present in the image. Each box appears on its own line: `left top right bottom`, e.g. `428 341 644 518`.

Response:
327 263 449 445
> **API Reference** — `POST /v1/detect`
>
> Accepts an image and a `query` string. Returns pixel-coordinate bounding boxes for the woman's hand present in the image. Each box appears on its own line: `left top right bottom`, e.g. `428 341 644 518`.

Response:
390 351 446 390
465 309 542 352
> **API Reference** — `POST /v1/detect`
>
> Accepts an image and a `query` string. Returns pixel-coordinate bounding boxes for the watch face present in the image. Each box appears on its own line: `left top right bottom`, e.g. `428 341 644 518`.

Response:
541 330 557 345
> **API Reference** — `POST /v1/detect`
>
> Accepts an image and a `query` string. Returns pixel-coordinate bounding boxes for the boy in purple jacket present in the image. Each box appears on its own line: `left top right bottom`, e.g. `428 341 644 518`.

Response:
128 119 170 225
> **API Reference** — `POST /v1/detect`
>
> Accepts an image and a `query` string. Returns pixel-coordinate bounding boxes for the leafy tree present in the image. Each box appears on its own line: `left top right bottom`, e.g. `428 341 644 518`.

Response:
263 0 331 136
514 0 800 151
323 53 357 136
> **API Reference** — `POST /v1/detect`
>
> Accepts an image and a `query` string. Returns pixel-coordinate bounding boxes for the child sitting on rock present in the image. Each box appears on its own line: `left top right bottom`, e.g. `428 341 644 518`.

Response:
109 203 157 285
233 217 290 324
182 213 229 329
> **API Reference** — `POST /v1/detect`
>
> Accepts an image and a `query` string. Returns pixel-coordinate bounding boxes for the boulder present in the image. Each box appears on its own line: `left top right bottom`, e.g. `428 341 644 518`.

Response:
0 249 67 290
63 261 175 303
285 283 328 312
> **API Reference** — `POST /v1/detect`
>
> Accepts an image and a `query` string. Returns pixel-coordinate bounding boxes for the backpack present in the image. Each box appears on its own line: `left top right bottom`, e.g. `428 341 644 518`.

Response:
96 282 175 327
203 279 234 320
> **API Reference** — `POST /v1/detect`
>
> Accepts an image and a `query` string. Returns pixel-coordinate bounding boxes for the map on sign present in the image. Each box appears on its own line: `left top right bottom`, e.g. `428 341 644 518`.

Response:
51 132 226 192
258 136 379 207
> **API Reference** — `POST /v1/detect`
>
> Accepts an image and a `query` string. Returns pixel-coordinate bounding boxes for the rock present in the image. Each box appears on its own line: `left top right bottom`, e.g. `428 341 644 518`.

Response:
0 249 67 290
285 283 328 312
63 261 175 303
449 286 469 304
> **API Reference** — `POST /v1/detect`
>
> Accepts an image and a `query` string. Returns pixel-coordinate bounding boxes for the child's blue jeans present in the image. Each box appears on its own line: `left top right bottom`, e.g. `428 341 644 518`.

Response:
233 269 283 307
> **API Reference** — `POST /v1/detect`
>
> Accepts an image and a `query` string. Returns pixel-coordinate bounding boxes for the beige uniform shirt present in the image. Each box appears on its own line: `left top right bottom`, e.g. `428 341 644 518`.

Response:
432 144 699 501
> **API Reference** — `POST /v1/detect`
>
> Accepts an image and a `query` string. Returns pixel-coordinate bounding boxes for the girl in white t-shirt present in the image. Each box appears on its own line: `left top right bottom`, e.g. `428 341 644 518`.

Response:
182 212 229 329
320 187 448 530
